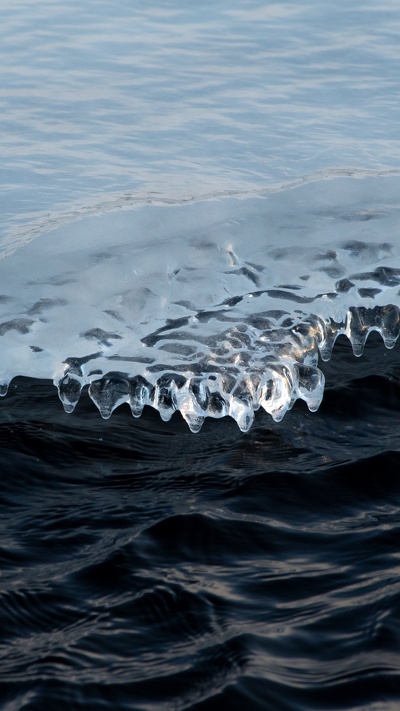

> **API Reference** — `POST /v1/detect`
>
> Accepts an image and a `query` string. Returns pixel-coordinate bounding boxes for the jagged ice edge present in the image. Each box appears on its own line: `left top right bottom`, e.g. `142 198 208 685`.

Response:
0 305 399 432
51 303 400 431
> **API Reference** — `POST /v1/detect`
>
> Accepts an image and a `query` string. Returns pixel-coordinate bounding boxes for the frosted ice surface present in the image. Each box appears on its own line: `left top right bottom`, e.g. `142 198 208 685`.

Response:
1 174 400 430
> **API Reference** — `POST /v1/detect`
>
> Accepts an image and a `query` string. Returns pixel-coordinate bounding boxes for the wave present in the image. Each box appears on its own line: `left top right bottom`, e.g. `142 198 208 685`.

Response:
1 173 400 431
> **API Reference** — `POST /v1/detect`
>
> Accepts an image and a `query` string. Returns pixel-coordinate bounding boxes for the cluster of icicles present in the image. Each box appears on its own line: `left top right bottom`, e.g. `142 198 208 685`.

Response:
48 304 399 433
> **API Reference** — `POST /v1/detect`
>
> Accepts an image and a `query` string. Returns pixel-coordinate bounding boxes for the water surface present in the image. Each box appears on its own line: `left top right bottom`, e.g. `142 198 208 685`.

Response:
1 0 400 709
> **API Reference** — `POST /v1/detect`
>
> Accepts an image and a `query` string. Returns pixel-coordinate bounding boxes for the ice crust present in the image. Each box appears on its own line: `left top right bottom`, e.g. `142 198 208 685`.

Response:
1 174 400 431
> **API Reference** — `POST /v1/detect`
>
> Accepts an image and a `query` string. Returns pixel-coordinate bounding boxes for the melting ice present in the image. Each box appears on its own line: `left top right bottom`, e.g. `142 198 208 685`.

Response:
1 173 400 431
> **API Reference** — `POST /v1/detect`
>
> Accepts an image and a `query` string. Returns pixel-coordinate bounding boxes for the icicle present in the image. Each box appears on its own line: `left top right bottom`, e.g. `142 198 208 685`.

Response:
89 375 130 419
57 374 83 413
294 363 325 412
129 376 151 418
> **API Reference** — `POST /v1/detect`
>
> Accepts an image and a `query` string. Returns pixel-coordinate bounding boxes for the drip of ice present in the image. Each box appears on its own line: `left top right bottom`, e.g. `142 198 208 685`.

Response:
1 174 400 431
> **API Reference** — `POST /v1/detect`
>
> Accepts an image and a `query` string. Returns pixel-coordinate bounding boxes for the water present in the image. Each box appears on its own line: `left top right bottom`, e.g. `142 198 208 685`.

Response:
1 0 400 708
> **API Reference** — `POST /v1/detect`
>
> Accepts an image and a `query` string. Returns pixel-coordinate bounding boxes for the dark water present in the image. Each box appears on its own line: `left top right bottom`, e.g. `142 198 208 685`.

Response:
2 0 400 708
1 333 400 710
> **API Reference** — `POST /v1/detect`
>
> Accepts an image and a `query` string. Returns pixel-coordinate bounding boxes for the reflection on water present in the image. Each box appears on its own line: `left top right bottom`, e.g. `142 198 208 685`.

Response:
1 0 400 240
1 337 400 709
2 0 400 708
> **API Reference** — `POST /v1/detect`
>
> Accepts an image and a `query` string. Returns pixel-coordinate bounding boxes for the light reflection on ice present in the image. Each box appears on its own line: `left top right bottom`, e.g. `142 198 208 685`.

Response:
1 174 400 430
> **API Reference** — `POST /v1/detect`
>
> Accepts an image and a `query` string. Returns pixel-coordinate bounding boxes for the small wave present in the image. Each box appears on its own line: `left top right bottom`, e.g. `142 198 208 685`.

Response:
1 174 400 431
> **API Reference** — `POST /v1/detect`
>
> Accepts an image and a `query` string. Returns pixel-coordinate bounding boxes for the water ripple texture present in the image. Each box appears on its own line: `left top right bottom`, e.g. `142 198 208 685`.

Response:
2 0 400 708
2 359 400 709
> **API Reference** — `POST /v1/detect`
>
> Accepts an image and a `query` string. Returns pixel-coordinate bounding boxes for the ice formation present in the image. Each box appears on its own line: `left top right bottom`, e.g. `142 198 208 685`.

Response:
1 173 400 431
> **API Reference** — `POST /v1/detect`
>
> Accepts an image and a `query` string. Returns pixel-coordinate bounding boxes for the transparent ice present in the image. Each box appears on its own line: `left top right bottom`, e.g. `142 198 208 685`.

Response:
1 173 400 431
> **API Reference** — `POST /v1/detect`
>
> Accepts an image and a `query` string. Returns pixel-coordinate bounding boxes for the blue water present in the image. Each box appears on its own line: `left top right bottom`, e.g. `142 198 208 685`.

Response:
2 0 400 240
1 0 400 708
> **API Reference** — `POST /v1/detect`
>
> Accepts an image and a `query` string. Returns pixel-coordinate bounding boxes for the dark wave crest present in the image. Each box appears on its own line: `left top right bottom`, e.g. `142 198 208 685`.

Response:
1 333 400 709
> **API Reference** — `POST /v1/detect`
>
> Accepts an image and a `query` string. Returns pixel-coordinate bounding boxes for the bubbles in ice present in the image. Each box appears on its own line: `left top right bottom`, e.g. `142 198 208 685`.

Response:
1 173 400 431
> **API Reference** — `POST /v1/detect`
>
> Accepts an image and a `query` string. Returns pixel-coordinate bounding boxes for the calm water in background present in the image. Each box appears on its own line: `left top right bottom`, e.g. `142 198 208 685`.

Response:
1 1 400 709
2 0 400 240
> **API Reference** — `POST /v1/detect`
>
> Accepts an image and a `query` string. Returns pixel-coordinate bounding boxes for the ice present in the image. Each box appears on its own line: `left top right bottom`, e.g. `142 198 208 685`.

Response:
1 173 400 430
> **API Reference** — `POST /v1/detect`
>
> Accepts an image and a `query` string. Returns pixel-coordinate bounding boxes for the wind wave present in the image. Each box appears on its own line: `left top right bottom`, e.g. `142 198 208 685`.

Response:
1 173 400 431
